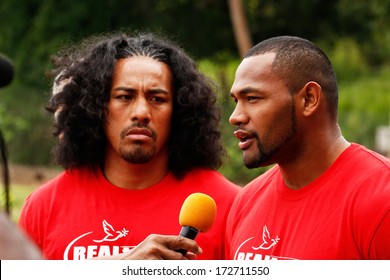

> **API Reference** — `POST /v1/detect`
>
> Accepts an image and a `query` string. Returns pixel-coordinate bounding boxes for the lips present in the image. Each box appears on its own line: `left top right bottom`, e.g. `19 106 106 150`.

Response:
126 127 153 137
125 127 154 141
233 129 255 150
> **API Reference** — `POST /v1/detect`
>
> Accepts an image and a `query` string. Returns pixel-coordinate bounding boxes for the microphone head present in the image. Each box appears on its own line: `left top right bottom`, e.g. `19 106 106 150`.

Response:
179 193 217 233
0 54 14 88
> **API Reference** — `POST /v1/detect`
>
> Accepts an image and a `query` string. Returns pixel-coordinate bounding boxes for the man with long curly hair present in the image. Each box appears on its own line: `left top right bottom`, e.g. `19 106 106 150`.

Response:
19 33 240 260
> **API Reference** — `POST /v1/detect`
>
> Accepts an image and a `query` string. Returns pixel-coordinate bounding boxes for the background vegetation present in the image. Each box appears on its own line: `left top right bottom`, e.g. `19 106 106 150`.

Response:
0 0 389 191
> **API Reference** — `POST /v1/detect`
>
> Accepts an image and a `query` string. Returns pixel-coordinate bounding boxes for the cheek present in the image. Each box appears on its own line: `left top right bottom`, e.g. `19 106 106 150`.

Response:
254 103 292 136
104 113 124 144
154 110 172 143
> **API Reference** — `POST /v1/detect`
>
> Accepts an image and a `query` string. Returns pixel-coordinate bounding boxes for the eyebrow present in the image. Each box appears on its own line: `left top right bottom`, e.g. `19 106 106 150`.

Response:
230 87 259 97
113 86 170 94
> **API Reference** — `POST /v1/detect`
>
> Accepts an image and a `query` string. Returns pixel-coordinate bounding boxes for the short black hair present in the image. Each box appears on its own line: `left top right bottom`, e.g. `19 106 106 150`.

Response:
246 36 338 119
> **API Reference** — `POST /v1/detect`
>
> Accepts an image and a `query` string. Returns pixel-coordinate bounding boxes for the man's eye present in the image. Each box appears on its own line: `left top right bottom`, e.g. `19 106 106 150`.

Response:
247 96 259 101
150 96 165 103
117 95 132 100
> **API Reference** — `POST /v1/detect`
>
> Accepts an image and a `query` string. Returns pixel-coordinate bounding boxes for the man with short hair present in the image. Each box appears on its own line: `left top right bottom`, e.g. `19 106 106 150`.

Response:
226 36 390 260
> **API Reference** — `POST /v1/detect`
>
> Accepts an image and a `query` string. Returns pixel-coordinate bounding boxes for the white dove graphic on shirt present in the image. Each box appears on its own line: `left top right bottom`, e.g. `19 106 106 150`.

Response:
252 225 280 250
93 220 129 243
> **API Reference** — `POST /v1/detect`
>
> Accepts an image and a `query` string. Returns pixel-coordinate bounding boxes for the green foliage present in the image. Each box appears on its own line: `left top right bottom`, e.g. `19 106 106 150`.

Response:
0 103 28 141
0 0 389 186
245 0 338 42
336 0 390 65
0 85 54 165
328 38 369 83
338 66 390 150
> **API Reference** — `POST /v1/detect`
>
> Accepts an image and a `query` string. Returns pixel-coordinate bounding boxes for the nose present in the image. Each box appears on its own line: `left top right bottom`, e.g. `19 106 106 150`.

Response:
229 103 248 126
130 96 151 124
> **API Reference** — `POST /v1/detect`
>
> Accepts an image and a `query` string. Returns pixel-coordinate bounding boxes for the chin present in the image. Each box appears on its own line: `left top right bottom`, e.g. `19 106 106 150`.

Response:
243 153 272 169
243 157 259 169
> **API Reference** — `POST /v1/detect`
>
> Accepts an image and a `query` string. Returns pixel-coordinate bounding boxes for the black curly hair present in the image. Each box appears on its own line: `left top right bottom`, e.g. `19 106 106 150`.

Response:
46 32 225 178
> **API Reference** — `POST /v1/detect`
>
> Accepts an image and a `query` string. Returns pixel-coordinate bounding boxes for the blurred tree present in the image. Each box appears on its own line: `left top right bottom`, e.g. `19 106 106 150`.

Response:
336 0 390 65
228 0 253 57
244 0 338 42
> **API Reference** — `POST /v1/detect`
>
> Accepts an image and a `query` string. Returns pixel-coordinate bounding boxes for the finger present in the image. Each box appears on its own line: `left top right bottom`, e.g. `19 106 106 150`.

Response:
124 234 203 260
165 235 203 255
184 252 198 260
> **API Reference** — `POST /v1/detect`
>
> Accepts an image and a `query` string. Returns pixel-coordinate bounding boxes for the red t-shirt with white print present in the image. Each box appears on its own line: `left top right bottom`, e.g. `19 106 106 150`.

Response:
226 144 390 260
20 167 240 260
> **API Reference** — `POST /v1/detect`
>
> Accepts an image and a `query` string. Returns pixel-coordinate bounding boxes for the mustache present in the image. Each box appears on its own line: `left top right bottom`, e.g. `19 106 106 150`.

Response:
234 126 256 135
120 122 157 139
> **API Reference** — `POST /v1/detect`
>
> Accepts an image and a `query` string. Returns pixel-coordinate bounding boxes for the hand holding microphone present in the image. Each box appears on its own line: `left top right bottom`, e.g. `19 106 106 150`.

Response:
103 193 217 260
176 192 217 255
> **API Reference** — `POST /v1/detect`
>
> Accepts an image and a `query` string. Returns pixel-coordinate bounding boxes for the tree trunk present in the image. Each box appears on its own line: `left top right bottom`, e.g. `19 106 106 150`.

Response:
228 0 253 58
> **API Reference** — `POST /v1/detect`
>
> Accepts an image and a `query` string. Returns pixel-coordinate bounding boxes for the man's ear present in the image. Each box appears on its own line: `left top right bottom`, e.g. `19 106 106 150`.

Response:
296 81 322 117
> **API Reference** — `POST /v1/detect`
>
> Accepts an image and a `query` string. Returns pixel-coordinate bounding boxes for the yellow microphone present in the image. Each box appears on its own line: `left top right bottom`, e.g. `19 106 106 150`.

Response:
176 193 217 255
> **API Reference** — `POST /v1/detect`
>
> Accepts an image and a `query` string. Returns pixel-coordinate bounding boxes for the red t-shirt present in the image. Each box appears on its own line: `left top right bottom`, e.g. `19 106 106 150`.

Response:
19 168 240 260
226 144 390 260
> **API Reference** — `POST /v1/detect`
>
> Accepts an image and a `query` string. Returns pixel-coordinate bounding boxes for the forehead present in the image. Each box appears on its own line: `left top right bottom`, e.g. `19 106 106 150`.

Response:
113 56 172 80
231 53 281 92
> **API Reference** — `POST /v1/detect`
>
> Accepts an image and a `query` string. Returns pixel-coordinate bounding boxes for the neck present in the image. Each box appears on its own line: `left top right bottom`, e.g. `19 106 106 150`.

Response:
102 153 169 190
279 126 350 190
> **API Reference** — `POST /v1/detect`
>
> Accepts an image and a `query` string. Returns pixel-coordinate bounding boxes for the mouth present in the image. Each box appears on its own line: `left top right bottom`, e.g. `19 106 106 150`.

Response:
233 129 255 150
125 127 154 141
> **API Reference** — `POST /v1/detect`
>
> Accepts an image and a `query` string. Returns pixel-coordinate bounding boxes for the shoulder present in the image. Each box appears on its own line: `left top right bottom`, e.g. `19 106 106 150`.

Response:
25 170 68 201
183 168 241 193
239 165 279 197
345 143 390 171
178 168 241 208
229 165 279 214
341 144 389 196
336 144 390 246
22 167 98 208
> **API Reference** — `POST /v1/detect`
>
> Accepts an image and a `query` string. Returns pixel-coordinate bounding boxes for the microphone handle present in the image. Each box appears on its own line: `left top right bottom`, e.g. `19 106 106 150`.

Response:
176 226 199 255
